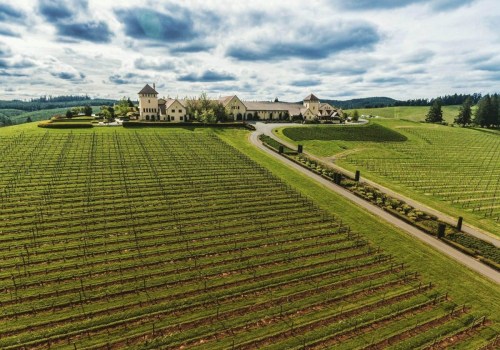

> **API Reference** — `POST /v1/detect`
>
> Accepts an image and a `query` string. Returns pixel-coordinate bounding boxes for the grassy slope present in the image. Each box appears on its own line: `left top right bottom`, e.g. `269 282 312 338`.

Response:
216 129 499 333
274 120 499 235
346 105 462 123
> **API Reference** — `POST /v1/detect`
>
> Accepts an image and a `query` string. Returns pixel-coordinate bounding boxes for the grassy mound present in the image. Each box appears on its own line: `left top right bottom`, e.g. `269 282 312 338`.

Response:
283 123 407 142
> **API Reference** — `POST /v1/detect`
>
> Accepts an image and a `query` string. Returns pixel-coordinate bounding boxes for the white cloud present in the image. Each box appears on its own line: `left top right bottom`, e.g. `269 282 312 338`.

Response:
0 0 498 100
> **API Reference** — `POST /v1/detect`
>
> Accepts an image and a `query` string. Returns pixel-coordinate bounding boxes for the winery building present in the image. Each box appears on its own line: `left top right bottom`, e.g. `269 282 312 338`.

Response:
138 84 342 122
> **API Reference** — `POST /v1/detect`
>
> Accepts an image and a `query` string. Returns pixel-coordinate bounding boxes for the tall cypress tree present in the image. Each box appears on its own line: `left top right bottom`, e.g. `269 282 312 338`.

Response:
454 97 472 127
425 98 443 123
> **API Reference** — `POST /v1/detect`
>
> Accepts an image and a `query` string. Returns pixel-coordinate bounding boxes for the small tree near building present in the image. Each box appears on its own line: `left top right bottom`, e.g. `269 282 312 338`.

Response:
65 109 73 118
351 110 359 122
425 98 443 123
83 105 92 116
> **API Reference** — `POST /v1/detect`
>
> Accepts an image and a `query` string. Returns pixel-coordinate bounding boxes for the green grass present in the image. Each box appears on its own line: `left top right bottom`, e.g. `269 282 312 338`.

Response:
347 105 463 123
275 120 500 235
0 106 101 125
0 125 496 348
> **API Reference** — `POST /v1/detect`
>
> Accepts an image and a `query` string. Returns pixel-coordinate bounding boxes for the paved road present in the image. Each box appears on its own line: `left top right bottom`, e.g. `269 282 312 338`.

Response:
249 126 500 284
256 122 500 248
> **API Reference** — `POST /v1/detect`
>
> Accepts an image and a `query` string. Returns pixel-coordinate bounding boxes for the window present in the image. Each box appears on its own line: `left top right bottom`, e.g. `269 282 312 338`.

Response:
172 117 175 121
172 109 175 113
180 116 183 120
178 109 182 113
148 99 150 103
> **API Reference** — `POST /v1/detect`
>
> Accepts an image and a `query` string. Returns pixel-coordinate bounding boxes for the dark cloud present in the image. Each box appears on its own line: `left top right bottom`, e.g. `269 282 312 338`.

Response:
475 62 500 72
51 71 85 80
336 0 474 10
170 42 213 53
38 1 110 43
0 27 20 37
115 7 197 42
108 73 143 85
0 70 28 77
0 3 25 22
290 79 321 87
227 23 380 61
55 21 113 43
370 76 409 85
134 58 176 70
178 70 236 82
38 0 74 21
0 58 35 69
402 50 435 64
0 43 12 57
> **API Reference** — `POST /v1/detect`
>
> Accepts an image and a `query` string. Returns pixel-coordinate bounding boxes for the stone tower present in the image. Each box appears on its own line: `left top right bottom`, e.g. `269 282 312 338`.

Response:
138 83 159 121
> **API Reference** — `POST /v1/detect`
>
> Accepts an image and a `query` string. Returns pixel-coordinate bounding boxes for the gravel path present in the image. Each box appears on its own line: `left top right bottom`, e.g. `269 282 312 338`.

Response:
249 125 500 284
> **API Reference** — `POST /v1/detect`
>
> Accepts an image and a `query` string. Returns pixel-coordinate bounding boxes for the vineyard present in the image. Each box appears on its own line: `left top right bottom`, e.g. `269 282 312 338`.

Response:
0 128 495 348
278 122 500 234
342 126 500 228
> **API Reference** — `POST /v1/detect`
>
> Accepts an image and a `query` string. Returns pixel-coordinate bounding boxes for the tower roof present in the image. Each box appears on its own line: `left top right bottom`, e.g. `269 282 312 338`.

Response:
138 84 158 95
303 94 319 102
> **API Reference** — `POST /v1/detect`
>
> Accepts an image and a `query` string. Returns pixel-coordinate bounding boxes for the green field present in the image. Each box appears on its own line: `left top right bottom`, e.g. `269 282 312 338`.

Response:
0 106 101 125
0 123 497 348
277 120 500 235
346 105 462 123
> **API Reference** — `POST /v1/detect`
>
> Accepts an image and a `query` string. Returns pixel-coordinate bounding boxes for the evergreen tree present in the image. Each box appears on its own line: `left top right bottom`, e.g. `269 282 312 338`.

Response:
425 98 443 123
474 95 494 127
491 94 500 127
454 97 472 127
26 116 32 123
65 109 73 118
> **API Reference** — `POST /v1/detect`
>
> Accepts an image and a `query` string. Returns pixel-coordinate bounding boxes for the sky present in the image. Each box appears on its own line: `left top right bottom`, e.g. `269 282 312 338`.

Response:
0 0 499 101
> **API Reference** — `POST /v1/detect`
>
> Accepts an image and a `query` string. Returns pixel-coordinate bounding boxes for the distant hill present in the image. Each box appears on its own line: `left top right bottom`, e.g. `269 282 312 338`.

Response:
322 97 399 109
0 97 117 112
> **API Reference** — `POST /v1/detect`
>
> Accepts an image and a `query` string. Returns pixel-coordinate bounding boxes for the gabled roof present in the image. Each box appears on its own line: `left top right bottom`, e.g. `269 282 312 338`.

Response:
303 94 319 102
165 98 186 109
138 84 158 95
219 95 237 106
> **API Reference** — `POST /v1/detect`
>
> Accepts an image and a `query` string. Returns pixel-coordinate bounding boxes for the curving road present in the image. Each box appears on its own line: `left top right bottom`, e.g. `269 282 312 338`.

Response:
249 124 500 284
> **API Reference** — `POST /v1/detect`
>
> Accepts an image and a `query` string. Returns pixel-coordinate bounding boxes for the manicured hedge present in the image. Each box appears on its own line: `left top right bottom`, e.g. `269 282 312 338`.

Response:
123 121 253 129
283 123 408 142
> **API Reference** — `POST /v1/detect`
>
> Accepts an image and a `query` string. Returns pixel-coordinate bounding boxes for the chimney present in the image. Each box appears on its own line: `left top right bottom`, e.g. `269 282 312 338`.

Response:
153 83 155 90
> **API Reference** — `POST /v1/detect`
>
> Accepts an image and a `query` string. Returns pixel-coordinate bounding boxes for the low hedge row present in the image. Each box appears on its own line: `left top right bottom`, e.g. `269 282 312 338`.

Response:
38 122 93 129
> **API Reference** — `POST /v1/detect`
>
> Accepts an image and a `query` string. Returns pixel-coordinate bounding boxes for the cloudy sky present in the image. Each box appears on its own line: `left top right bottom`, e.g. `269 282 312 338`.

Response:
0 0 499 101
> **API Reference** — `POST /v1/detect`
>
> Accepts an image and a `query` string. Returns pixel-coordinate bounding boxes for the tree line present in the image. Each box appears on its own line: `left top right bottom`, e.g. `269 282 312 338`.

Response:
425 94 500 127
395 93 483 107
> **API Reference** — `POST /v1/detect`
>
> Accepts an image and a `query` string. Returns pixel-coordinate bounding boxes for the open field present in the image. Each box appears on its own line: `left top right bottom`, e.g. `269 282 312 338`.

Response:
346 105 462 123
0 123 497 348
0 106 101 125
276 120 500 235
